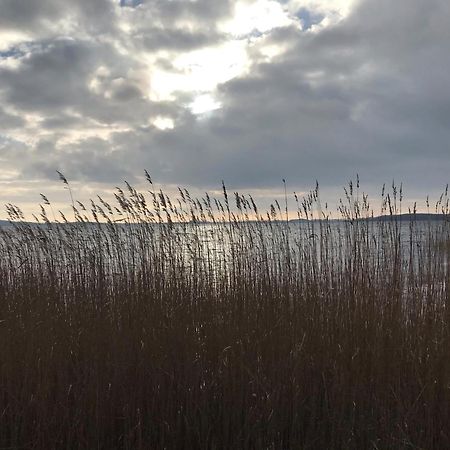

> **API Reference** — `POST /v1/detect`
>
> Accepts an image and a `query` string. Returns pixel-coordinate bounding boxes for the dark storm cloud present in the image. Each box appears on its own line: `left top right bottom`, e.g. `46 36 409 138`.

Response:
0 0 117 36
133 0 233 23
0 36 179 124
133 0 450 194
22 136 136 183
176 0 450 191
0 0 61 31
0 39 96 111
138 27 223 52
121 0 230 52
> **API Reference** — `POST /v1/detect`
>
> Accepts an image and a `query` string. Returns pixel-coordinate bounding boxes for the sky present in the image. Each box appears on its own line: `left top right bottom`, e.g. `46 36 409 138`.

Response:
0 0 449 218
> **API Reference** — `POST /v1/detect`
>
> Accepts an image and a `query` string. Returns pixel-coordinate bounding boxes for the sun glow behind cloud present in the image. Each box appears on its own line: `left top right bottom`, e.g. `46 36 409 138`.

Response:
145 0 357 117
220 0 294 36
146 0 299 115
151 116 175 130
0 0 360 123
149 40 249 103
0 31 29 52
189 94 222 115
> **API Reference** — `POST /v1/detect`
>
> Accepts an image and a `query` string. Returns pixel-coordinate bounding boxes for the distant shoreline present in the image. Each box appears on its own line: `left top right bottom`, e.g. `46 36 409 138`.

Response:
1 213 448 227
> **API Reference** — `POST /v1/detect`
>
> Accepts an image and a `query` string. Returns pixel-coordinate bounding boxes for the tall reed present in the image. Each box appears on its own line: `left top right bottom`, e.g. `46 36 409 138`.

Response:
0 177 449 449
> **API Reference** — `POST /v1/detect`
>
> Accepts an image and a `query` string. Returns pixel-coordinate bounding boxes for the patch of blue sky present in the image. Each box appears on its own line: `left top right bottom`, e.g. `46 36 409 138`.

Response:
120 0 142 7
296 8 325 30
0 41 45 60
0 48 26 59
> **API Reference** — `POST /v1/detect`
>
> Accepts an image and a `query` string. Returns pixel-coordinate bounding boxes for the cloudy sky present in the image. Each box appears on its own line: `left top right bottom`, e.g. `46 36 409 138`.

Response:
0 0 449 217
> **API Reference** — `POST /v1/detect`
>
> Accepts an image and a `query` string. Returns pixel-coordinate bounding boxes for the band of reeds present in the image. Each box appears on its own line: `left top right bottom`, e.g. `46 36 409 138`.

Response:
0 176 449 449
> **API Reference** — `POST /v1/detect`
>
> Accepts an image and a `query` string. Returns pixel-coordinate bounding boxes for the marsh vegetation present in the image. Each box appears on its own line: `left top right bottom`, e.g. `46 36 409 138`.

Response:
0 176 449 449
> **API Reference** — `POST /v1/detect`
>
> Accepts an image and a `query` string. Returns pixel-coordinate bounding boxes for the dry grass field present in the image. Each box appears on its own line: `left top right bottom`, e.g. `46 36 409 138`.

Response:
0 176 449 449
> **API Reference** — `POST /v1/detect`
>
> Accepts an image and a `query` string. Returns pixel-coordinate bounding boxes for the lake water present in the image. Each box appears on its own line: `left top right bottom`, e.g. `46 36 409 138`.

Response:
1 219 448 274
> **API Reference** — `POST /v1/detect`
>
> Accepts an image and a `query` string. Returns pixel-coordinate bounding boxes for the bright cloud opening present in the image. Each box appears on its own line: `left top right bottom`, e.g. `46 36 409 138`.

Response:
146 1 302 108
149 41 249 102
151 116 175 130
145 0 360 112
0 31 29 52
189 94 222 115
220 0 293 37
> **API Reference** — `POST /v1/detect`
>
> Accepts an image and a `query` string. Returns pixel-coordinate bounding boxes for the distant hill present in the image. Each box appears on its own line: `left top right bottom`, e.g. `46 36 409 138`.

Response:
289 213 448 223
368 213 448 222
